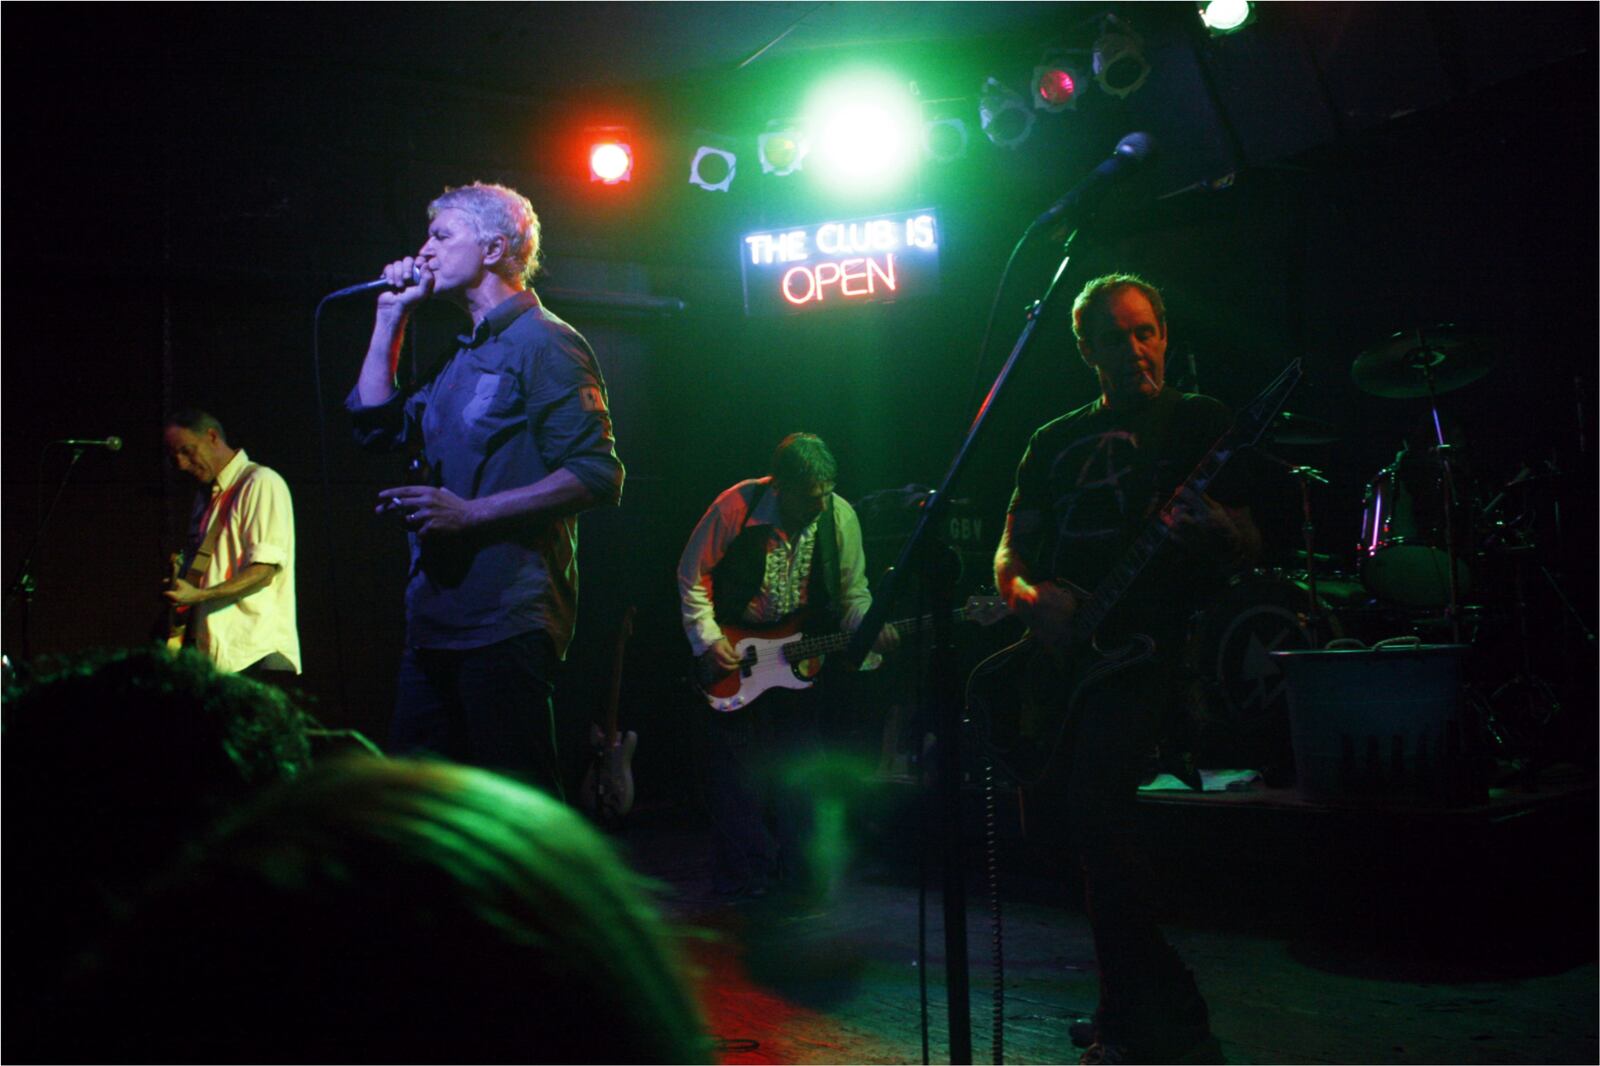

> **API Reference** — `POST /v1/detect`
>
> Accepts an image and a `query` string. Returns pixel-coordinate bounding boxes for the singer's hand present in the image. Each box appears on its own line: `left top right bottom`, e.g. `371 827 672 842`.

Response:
377 485 480 538
376 256 434 314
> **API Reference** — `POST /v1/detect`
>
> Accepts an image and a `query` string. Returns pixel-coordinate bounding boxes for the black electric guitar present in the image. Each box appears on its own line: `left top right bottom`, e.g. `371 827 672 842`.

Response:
579 606 639 825
1010 362 1304 779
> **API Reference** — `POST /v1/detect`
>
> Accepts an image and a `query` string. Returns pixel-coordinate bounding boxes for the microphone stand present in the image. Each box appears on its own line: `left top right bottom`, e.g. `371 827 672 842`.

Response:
5 445 91 662
847 230 1083 1065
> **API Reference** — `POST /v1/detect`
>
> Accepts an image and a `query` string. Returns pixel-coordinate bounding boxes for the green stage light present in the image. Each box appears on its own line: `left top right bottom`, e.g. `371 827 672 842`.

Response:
804 71 921 196
1199 0 1255 35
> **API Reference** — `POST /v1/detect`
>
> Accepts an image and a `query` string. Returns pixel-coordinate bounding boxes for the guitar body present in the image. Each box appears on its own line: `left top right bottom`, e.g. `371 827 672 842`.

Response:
162 550 199 653
580 722 638 824
579 606 639 825
698 614 827 712
695 596 1011 712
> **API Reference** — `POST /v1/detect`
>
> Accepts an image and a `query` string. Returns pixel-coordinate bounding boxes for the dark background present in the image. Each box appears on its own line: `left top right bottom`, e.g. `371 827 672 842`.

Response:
4 3 1595 801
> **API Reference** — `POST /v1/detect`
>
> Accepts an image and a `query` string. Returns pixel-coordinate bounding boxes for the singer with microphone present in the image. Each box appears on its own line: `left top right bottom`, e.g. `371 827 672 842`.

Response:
161 408 301 683
346 181 624 796
994 274 1261 1065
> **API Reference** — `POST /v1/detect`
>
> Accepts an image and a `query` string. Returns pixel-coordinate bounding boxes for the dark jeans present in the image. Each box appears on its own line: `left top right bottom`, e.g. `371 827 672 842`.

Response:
1062 650 1210 1054
391 630 562 798
702 686 825 895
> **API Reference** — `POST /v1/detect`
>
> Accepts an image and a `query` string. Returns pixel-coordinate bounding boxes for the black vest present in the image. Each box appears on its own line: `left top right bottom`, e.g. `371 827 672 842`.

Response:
709 482 841 626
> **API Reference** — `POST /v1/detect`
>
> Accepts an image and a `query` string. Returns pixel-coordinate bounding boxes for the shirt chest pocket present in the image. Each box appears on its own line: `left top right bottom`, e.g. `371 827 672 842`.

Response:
458 371 524 449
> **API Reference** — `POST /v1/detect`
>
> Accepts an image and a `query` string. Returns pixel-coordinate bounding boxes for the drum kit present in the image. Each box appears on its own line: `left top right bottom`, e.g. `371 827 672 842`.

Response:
1183 325 1584 779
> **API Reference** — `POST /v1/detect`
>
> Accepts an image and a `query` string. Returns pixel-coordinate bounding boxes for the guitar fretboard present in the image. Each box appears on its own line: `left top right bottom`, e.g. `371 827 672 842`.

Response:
1065 361 1301 648
780 605 975 664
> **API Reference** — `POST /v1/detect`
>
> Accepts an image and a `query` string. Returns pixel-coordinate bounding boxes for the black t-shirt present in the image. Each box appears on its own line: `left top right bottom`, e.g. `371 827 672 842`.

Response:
1005 388 1250 642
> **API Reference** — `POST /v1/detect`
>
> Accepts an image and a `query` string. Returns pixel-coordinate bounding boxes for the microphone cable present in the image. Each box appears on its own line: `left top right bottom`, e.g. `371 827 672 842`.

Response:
309 292 359 721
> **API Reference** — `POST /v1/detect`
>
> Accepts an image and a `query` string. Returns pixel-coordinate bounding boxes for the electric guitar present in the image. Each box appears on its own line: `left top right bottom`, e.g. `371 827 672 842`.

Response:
579 606 639 824
695 594 1011 712
162 542 214 653
1008 362 1304 780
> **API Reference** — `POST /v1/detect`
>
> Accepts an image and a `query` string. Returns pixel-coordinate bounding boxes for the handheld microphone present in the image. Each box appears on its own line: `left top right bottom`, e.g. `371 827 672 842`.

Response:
323 265 424 300
1030 132 1153 233
57 436 123 451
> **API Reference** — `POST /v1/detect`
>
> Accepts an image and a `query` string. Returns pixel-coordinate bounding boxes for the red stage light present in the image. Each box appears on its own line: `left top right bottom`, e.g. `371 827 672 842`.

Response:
589 141 633 184
1036 68 1075 107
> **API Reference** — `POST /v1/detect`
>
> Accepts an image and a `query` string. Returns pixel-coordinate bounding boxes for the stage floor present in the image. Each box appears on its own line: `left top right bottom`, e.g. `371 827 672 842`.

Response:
615 769 1597 1065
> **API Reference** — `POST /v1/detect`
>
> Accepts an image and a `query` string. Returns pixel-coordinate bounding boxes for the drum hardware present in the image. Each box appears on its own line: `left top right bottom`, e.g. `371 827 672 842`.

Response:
1473 462 1594 764
1353 325 1489 642
1258 449 1337 639
1265 411 1339 446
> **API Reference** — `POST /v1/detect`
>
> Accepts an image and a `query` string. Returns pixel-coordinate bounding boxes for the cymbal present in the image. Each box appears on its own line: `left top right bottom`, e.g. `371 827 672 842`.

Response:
1352 325 1495 398
1266 411 1339 445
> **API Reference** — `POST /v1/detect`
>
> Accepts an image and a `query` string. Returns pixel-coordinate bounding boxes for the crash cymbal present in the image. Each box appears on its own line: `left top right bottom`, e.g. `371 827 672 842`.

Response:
1351 325 1495 398
1267 411 1339 445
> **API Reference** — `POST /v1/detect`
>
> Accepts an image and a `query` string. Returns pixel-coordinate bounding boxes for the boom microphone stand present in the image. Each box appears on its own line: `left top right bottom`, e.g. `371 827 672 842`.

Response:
847 230 1084 1064
6 444 93 663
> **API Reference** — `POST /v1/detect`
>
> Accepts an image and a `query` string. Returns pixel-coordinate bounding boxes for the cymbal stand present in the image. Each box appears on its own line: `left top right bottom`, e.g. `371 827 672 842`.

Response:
1290 463 1331 641
1260 451 1332 643
1411 327 1464 644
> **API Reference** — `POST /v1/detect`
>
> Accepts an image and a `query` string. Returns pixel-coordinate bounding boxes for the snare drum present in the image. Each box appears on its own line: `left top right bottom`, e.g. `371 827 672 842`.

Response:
1357 457 1472 607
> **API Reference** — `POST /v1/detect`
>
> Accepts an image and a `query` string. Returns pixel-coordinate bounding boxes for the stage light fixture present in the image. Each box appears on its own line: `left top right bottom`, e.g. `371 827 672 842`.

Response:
588 140 633 184
978 76 1034 149
758 125 809 176
922 116 968 163
1199 0 1255 35
803 71 920 196
1093 16 1151 99
688 145 737 192
1032 58 1083 113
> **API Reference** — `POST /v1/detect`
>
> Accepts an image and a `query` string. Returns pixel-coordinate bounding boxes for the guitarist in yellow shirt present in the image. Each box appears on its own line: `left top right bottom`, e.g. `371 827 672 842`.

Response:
162 409 300 683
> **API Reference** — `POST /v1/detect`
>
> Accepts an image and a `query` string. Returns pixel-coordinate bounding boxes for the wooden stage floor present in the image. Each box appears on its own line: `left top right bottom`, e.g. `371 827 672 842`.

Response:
616 768 1598 1065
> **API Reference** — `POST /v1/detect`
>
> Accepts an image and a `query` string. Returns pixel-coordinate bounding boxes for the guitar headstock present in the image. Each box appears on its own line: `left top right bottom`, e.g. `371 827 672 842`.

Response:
963 595 1012 627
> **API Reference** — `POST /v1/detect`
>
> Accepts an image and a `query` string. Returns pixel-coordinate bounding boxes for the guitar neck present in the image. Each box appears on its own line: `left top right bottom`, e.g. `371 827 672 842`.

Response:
1067 361 1302 646
1068 439 1234 644
782 605 971 663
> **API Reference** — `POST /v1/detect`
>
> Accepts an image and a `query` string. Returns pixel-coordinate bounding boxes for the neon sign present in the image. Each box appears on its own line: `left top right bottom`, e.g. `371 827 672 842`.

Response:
740 208 941 316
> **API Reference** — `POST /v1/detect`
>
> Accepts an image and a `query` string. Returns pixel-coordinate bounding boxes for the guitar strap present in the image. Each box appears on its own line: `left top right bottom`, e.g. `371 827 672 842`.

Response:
175 466 256 642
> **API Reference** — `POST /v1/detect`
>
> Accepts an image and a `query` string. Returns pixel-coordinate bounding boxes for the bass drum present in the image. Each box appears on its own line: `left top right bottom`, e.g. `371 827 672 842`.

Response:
1182 572 1344 782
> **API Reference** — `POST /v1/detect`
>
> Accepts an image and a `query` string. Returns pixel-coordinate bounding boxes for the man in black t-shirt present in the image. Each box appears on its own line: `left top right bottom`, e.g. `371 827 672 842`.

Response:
995 274 1260 1065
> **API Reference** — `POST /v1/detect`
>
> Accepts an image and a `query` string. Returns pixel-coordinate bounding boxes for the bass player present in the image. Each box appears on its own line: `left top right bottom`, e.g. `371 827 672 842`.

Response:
677 432 897 904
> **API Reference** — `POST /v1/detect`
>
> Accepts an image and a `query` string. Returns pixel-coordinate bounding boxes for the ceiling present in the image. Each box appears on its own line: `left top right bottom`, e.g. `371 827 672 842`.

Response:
137 2 1083 100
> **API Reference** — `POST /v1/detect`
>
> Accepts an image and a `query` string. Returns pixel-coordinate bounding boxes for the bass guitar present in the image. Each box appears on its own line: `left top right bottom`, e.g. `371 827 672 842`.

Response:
579 606 639 824
695 594 1011 712
1008 361 1305 781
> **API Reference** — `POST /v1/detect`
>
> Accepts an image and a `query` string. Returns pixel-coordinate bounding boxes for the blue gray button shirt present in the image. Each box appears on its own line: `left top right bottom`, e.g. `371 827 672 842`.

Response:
347 291 624 657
